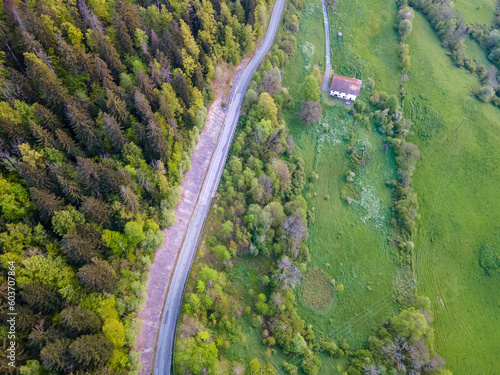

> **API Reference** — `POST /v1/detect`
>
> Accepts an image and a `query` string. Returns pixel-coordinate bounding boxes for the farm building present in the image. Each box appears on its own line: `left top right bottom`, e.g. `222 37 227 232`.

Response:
330 75 362 101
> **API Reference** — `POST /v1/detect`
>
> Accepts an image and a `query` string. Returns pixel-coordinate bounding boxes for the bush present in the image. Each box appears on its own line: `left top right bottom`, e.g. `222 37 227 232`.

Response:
474 85 495 102
399 19 413 39
385 95 399 113
299 100 322 127
479 244 500 276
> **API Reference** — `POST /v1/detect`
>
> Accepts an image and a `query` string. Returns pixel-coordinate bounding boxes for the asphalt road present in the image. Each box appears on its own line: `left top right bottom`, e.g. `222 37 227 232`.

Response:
321 0 331 91
153 0 286 373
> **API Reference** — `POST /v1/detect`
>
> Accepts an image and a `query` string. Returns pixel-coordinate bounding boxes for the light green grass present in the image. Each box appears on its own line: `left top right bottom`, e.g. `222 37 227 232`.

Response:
328 0 400 94
464 37 494 69
454 0 497 25
405 12 500 375
281 0 401 359
285 107 398 349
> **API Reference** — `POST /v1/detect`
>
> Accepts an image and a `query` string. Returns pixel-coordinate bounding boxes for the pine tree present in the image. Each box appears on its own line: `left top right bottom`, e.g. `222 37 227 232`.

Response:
40 338 71 372
30 120 59 149
113 16 134 55
60 306 102 337
159 21 184 69
172 69 191 107
2 67 34 104
65 102 104 155
75 157 103 197
57 38 97 78
20 283 62 315
94 55 118 92
55 128 84 157
78 258 115 293
61 224 104 266
34 104 64 132
69 334 113 370
119 184 140 212
133 89 153 121
135 68 157 106
103 113 127 153
81 196 113 226
86 29 124 75
105 88 129 124
18 162 51 190
146 117 169 163
29 187 65 221
24 53 69 113
114 0 142 35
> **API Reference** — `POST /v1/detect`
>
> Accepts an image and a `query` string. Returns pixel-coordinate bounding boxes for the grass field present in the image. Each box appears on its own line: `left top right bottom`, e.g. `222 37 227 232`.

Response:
464 37 494 70
454 0 497 25
328 0 400 95
281 0 401 367
405 12 500 375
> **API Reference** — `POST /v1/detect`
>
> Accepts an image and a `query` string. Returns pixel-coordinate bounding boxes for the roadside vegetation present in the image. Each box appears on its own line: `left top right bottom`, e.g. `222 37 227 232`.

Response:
0 0 275 372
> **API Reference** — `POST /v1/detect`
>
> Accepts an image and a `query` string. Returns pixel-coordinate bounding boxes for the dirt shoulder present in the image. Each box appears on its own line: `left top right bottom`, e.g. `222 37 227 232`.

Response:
135 59 249 375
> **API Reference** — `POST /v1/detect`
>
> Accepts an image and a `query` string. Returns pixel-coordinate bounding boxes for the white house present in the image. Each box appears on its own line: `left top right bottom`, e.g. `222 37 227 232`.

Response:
330 74 362 101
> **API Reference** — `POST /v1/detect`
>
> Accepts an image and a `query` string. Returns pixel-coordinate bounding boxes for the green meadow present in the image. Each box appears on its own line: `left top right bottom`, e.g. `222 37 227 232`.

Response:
405 12 500 374
281 0 402 368
328 0 400 95
454 0 497 25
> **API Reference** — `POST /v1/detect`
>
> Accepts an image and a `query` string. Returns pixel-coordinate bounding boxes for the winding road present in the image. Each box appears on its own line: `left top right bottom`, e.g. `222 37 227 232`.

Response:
153 0 287 373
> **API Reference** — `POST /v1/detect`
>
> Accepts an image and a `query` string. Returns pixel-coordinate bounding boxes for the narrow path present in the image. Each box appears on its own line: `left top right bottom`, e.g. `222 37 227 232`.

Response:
148 0 287 373
321 0 331 91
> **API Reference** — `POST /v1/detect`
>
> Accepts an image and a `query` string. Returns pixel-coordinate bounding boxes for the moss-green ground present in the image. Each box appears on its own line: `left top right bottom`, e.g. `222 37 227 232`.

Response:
405 12 500 375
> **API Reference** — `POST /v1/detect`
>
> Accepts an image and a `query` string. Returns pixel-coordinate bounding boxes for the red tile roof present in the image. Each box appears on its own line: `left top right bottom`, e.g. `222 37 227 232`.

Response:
330 75 362 96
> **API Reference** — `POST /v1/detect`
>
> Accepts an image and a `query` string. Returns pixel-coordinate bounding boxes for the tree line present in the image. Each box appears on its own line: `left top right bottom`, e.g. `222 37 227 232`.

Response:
408 0 500 107
0 0 274 373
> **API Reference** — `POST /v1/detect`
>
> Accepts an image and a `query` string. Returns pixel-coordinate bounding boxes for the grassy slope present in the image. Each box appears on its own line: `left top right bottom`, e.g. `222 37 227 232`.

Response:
454 0 497 25
406 13 500 375
281 0 400 370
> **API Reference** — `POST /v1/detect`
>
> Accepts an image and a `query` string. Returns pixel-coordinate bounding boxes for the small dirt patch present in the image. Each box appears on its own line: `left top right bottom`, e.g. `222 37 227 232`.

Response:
300 267 335 313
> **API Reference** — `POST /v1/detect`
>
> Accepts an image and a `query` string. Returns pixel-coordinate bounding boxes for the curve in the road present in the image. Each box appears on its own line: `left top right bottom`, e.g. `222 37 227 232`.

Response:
153 0 287 373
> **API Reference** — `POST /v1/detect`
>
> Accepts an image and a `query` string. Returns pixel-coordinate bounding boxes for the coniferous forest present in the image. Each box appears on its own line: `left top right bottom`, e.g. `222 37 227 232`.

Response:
0 0 272 373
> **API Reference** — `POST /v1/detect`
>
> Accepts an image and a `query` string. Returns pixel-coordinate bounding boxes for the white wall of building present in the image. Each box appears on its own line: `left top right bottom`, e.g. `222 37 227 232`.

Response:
330 90 357 101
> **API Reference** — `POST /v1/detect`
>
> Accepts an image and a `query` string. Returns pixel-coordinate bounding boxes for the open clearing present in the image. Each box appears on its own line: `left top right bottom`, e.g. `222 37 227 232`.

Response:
405 12 500 374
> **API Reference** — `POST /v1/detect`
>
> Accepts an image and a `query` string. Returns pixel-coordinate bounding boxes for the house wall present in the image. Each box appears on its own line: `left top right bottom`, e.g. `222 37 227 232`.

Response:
330 90 358 101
